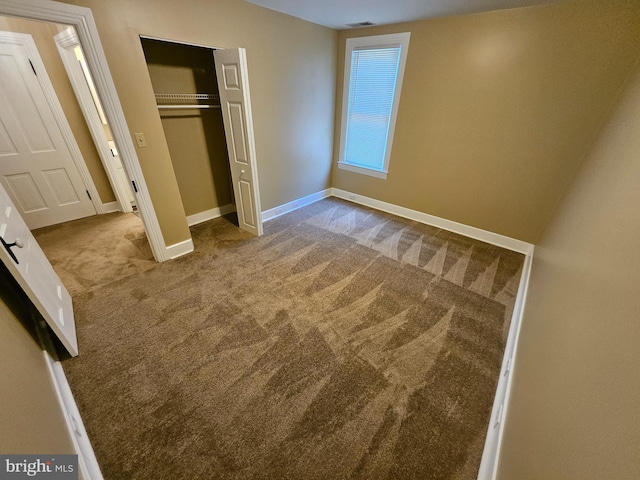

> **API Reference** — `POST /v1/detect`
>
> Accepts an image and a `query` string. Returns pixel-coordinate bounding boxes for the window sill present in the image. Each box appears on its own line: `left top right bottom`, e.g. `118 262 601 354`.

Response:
337 162 388 180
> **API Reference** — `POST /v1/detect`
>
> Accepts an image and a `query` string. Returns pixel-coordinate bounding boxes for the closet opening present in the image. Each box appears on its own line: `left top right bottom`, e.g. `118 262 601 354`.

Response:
140 37 263 237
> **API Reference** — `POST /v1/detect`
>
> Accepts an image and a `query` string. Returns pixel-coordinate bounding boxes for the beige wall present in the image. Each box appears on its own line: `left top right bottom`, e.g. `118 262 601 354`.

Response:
0 272 75 454
65 0 337 246
0 16 115 204
497 59 640 479
333 0 640 243
142 39 232 217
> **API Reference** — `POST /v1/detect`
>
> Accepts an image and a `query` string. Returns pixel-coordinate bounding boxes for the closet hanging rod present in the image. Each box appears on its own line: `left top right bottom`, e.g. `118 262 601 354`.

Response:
157 104 221 110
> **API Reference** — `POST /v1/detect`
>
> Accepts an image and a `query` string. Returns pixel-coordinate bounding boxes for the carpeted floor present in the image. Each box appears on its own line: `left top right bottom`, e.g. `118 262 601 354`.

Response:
35 198 524 480
33 212 155 297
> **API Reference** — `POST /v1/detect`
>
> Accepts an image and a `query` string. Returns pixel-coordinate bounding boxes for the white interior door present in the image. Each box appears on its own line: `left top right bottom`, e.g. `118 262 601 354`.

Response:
213 48 263 236
0 183 78 356
54 28 136 214
109 142 136 206
0 33 96 230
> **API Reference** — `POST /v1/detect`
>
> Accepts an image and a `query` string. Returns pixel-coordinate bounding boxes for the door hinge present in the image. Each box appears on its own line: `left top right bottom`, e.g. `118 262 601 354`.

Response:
131 180 138 193
86 190 92 200
29 59 37 76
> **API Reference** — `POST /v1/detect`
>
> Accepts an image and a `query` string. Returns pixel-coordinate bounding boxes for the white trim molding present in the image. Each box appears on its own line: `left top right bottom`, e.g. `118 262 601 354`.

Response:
262 187 534 255
331 188 534 255
337 162 388 179
166 238 195 260
101 201 120 213
187 204 236 227
477 250 534 480
262 188 332 221
44 353 103 480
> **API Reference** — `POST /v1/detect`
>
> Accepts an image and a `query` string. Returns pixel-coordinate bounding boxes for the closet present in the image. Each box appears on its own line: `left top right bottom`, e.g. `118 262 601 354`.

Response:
141 38 237 229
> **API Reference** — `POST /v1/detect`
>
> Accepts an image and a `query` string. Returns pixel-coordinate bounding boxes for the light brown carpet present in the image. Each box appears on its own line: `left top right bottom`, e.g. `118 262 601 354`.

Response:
38 198 524 480
33 212 154 296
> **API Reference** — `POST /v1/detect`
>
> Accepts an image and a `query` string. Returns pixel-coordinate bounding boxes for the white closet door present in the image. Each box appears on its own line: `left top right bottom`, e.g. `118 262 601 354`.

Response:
0 182 78 356
213 48 263 236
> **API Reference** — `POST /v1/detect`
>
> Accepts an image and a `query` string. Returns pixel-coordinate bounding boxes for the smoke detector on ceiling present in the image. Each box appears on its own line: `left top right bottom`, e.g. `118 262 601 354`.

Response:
346 21 375 28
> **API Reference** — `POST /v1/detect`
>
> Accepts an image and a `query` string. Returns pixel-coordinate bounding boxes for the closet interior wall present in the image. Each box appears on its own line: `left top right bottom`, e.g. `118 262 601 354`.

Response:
141 38 233 220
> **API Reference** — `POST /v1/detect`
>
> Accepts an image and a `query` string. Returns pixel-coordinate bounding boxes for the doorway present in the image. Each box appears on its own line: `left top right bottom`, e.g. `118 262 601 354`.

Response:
0 0 170 262
0 14 145 234
54 26 137 215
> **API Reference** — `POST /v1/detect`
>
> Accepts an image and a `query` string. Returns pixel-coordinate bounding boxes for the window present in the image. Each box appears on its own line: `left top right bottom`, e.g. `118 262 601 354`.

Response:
338 33 411 179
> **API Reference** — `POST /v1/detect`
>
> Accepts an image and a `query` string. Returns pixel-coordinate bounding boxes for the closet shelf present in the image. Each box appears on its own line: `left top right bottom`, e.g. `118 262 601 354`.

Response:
155 93 220 109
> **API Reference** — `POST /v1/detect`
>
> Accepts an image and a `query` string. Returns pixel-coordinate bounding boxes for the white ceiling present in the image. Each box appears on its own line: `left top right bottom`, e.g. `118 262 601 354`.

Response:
245 0 562 30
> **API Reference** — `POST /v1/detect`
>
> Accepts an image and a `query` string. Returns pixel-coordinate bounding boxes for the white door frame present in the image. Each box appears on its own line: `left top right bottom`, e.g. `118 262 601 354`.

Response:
0 0 169 262
54 27 133 214
0 29 103 215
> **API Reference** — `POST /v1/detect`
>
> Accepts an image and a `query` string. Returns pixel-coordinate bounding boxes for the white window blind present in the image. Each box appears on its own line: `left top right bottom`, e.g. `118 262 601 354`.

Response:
344 47 401 171
338 33 410 179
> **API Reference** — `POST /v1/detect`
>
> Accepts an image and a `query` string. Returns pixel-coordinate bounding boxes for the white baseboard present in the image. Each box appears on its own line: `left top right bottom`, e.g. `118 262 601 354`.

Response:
158 206 235 261
477 250 534 480
330 188 534 255
44 353 103 480
101 201 120 213
262 188 332 221
187 204 236 227
165 238 194 260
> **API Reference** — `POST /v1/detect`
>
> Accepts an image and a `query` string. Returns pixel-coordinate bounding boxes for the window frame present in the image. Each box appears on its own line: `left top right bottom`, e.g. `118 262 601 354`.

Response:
337 32 411 180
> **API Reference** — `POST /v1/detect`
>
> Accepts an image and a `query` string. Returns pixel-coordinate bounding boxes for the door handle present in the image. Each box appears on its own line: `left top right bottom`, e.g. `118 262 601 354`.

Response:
1 236 23 265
